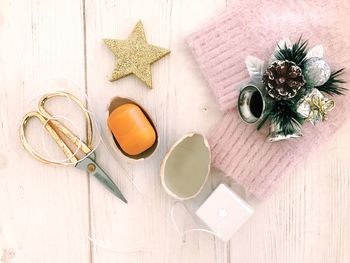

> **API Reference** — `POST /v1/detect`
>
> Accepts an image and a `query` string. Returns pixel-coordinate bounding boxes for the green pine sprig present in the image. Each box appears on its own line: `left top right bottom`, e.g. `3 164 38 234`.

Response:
275 37 308 67
317 68 347 96
266 100 304 135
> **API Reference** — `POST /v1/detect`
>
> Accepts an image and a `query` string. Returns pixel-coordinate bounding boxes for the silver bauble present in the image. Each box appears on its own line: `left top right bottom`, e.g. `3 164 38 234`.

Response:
303 57 331 87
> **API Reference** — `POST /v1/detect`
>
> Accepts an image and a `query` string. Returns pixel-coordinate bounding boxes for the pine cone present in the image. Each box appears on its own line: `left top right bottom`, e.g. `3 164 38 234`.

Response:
263 60 305 100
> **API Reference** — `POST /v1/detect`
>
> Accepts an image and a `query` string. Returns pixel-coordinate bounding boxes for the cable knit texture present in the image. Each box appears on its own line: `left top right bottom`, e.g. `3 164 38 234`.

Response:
188 0 350 198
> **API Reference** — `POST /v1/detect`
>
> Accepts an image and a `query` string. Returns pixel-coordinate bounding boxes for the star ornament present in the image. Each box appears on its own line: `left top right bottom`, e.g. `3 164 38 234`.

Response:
103 21 170 89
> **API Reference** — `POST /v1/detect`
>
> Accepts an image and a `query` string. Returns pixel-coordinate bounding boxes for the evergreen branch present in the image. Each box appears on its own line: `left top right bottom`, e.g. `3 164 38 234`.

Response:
275 36 309 66
317 68 347 96
291 83 313 103
269 100 304 135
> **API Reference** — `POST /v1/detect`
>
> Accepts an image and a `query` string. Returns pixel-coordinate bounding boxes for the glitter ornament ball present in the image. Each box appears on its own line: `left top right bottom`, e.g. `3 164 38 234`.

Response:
303 57 331 87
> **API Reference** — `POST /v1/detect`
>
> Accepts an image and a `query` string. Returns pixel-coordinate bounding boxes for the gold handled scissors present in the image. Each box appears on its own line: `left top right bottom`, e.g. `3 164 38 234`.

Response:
20 91 127 203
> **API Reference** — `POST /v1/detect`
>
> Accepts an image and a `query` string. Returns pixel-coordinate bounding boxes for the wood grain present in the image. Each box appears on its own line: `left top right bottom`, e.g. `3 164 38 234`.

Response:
1 0 349 262
0 0 90 262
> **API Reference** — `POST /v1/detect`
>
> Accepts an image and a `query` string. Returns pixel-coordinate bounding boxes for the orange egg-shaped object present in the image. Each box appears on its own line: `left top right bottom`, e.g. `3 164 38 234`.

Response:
107 103 156 156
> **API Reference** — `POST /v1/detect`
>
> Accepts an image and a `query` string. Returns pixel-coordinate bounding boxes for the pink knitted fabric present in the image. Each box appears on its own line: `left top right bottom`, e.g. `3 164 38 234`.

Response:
188 0 350 198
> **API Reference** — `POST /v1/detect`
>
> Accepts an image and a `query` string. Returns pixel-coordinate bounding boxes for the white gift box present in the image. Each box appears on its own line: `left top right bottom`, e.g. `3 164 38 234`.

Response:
196 184 254 242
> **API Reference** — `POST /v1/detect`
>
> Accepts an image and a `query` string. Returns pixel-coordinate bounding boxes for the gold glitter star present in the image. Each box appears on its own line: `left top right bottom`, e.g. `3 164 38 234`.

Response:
103 21 170 89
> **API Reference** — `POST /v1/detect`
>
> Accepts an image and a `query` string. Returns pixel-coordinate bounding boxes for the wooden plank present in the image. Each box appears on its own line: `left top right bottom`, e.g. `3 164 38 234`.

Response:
84 0 228 262
2 0 350 262
0 0 90 262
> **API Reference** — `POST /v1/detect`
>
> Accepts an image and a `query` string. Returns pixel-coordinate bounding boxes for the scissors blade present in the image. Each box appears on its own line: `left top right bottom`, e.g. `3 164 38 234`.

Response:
76 157 128 204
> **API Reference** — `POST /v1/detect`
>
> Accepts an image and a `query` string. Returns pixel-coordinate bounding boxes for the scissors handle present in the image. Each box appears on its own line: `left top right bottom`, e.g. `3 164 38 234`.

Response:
38 91 93 149
20 111 79 165
20 91 94 166
43 117 91 155
20 91 128 203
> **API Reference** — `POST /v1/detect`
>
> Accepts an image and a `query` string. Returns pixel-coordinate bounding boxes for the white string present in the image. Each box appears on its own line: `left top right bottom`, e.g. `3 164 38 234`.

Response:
60 91 102 164
37 93 102 165
37 105 177 253
37 113 221 251
170 201 218 242
27 86 216 254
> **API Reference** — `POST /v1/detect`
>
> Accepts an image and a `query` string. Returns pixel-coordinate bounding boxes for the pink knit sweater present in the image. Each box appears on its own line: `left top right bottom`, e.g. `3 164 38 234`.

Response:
188 0 350 198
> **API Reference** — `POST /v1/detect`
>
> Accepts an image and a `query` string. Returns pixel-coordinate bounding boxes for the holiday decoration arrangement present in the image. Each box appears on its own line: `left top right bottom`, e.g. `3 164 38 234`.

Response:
238 37 346 141
187 1 350 198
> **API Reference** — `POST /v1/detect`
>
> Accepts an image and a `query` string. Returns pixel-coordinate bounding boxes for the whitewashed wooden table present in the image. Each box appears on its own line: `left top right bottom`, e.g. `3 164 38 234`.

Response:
1 0 350 262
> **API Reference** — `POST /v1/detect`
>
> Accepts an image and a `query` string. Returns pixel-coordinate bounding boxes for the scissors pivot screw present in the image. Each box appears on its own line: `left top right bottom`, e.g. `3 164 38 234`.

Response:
87 163 96 172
